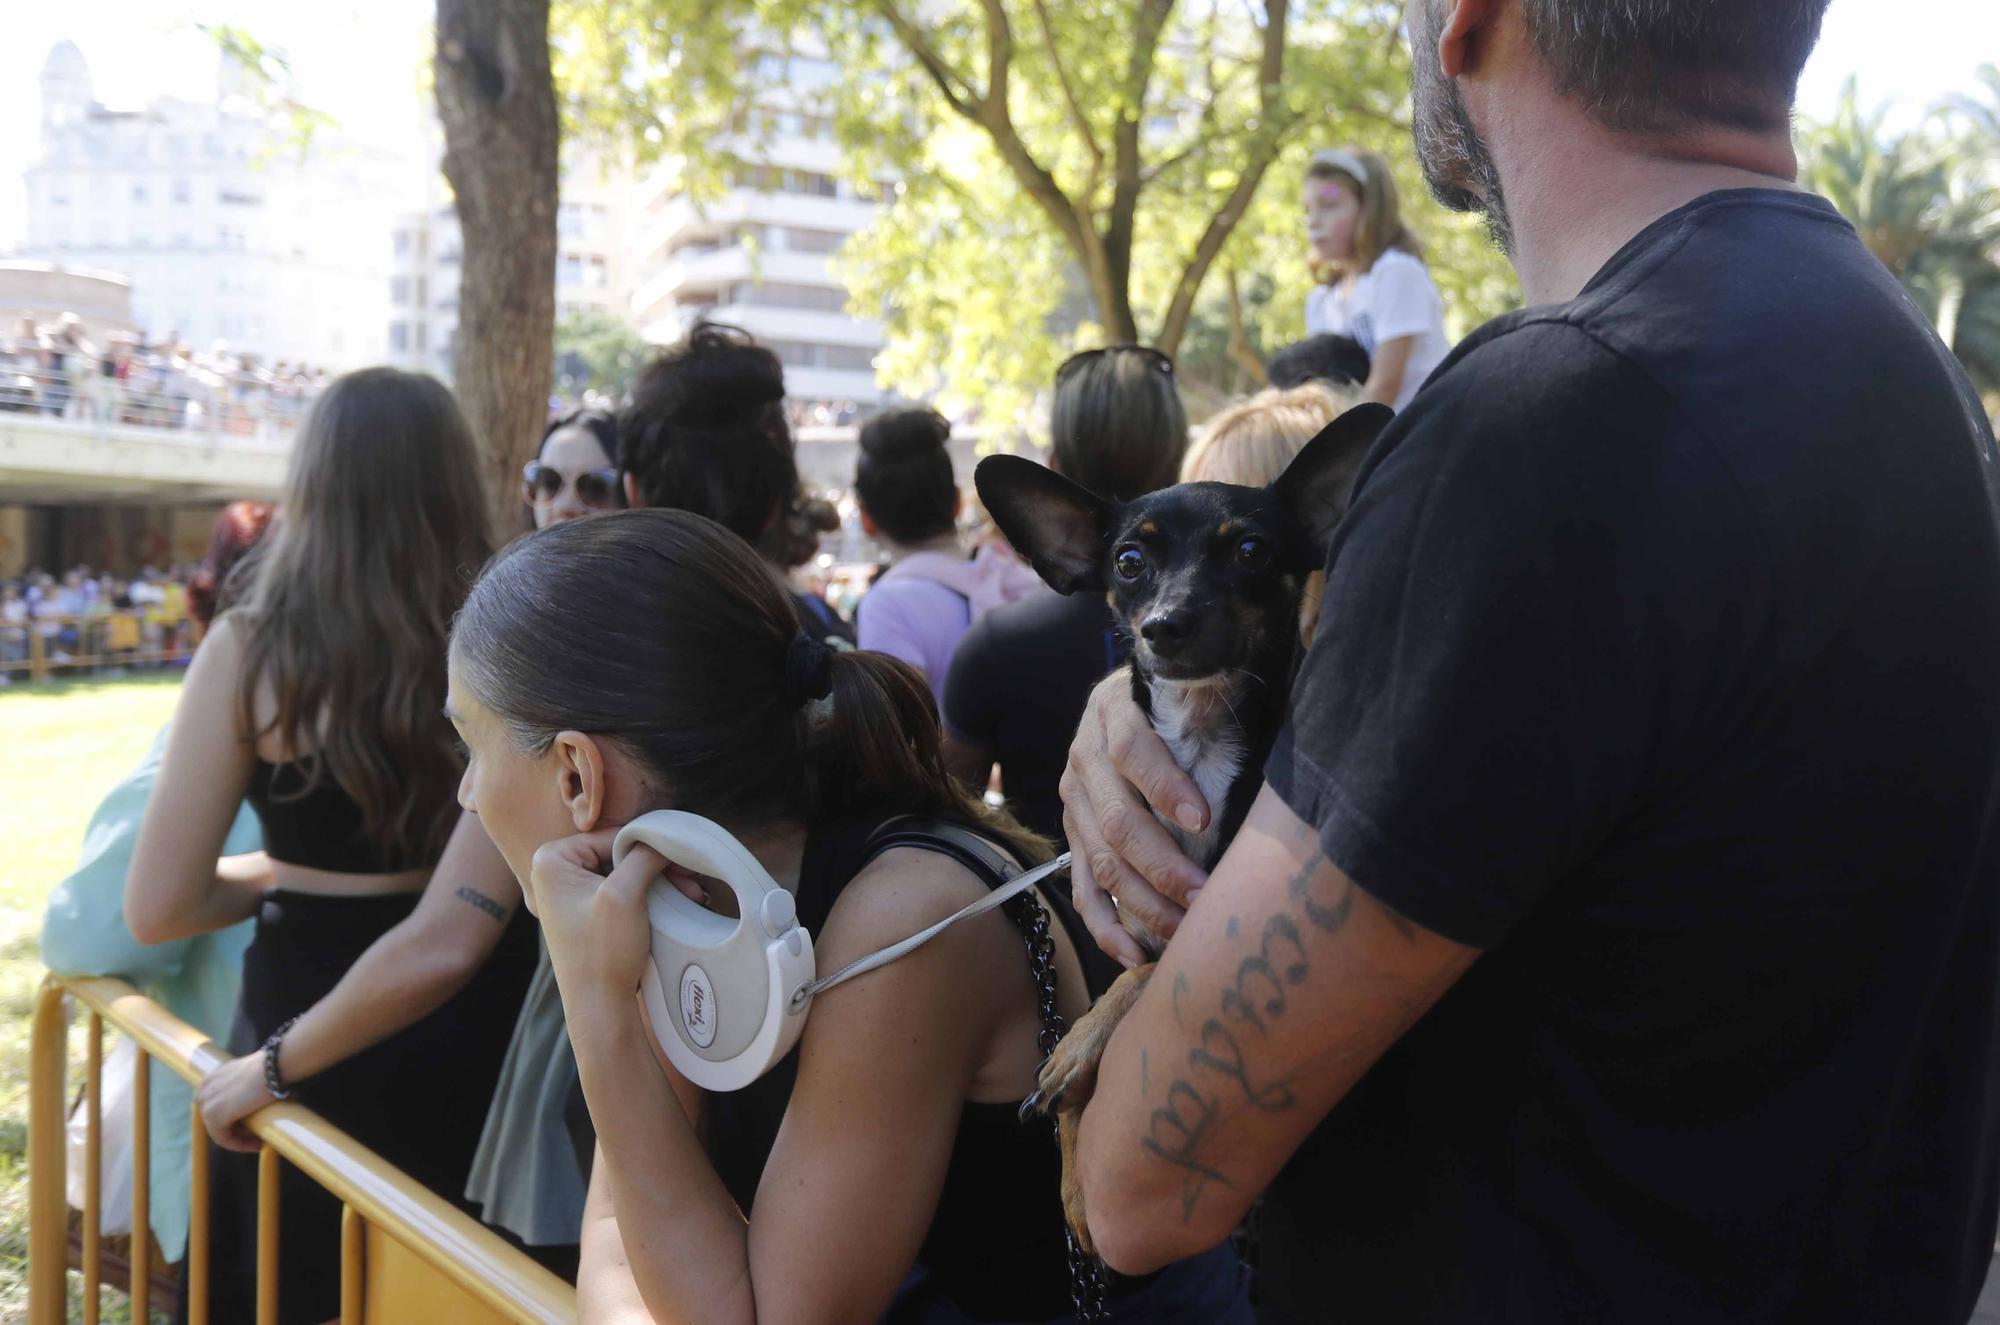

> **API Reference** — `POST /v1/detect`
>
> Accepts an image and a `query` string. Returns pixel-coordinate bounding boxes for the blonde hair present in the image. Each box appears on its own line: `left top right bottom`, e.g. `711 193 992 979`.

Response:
1307 148 1424 281
1181 382 1361 487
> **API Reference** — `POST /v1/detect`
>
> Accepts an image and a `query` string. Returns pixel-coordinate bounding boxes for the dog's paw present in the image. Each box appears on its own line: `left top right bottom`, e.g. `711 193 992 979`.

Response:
1022 963 1156 1120
1023 964 1155 1257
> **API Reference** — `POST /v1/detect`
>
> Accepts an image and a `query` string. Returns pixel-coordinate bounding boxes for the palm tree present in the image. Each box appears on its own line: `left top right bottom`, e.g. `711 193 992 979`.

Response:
1802 77 2000 399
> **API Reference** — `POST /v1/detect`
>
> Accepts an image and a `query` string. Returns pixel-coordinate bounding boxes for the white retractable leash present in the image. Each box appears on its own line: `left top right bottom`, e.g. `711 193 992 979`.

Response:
614 810 1071 1093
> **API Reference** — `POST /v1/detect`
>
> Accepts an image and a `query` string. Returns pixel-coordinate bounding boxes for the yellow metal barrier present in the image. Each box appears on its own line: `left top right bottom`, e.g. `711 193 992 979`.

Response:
29 974 578 1325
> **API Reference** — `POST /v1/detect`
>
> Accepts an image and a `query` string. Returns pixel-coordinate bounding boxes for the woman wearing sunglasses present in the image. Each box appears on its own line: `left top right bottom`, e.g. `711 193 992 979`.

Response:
525 410 625 528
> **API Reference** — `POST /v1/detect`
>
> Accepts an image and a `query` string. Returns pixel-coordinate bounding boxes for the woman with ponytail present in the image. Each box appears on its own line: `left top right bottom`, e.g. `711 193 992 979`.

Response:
446 509 1246 1323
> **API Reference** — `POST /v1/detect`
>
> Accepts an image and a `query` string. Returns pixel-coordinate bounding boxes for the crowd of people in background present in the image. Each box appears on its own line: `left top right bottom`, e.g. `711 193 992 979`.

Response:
0 561 216 680
0 313 327 433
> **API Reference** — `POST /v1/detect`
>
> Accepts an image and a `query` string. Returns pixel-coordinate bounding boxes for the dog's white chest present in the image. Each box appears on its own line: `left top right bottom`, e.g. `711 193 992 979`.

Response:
1146 681 1245 871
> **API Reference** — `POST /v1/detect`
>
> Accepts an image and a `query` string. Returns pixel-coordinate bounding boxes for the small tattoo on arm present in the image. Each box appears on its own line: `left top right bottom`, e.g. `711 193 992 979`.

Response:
454 886 507 924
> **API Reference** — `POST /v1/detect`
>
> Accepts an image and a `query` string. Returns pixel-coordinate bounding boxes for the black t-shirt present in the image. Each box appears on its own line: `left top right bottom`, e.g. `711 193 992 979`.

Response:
942 587 1127 841
1262 190 2000 1323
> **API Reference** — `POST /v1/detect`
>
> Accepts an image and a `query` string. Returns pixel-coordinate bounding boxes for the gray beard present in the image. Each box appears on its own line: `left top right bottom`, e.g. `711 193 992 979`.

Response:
1410 0 1515 255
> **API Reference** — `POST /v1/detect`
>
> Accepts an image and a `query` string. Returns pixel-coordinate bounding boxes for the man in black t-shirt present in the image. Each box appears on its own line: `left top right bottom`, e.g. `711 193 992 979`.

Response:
1058 3 2000 1322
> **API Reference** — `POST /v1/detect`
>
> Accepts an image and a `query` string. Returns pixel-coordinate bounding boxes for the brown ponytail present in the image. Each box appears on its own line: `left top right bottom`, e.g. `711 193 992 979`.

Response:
451 509 1048 865
813 649 1050 865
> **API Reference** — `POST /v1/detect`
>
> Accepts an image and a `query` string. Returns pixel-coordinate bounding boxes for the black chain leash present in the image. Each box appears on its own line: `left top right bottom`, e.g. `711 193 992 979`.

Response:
1003 888 1111 1323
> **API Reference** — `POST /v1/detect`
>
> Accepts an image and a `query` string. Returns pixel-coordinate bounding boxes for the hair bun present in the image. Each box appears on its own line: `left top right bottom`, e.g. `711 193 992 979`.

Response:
634 322 786 428
784 633 836 707
859 408 950 463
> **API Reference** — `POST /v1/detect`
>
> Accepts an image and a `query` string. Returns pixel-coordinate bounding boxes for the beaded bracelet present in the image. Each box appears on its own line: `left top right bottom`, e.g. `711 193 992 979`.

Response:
262 1016 300 1101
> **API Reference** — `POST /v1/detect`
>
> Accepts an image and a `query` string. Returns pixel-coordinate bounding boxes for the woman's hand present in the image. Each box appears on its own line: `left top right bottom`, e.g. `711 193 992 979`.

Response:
527 829 670 1008
196 1053 277 1153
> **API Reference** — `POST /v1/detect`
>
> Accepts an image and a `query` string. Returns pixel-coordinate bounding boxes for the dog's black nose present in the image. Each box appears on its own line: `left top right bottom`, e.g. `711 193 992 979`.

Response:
1141 612 1193 656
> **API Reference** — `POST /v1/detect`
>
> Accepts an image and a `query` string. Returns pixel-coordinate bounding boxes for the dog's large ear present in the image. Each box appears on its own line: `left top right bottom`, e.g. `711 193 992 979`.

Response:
1272 402 1394 567
974 456 1112 593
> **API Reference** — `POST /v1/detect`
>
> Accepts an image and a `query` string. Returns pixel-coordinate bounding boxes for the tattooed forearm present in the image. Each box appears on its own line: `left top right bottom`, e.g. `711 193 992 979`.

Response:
1140 845 1357 1224
1189 1020 1298 1111
1138 1080 1235 1220
454 886 507 924
1218 915 1310 1036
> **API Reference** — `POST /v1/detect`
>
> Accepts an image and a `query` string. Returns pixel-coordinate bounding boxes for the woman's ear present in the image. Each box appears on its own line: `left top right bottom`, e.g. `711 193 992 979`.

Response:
622 471 642 508
550 731 609 832
859 509 879 539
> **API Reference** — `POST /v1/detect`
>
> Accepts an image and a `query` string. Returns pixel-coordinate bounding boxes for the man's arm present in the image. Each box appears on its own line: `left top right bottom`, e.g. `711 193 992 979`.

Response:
1075 784 1478 1273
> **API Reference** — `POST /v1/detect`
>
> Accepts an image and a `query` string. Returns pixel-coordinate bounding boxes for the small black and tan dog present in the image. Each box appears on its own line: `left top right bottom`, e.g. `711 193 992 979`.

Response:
974 400 1391 1251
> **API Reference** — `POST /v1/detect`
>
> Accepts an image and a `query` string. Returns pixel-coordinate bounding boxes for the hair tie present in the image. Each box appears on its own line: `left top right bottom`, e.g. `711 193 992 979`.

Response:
783 634 836 708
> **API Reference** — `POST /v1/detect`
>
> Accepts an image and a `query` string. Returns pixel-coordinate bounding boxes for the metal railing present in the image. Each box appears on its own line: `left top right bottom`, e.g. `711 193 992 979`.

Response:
0 359 314 438
0 614 198 682
29 973 577 1325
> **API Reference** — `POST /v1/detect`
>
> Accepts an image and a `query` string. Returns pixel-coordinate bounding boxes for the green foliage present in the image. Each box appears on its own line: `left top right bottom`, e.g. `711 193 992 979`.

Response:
552 0 1519 419
192 23 337 160
1801 75 2000 399
553 307 656 397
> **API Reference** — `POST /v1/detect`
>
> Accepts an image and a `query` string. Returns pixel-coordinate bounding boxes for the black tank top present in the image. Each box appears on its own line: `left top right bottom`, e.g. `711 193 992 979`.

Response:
247 759 438 874
702 813 1120 1321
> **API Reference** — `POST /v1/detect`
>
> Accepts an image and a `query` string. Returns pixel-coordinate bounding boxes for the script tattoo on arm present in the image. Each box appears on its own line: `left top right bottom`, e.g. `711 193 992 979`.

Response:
454 886 508 924
1139 834 1408 1224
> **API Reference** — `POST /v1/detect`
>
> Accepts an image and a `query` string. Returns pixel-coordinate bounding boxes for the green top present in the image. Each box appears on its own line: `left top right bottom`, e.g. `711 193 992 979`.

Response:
40 727 259 1262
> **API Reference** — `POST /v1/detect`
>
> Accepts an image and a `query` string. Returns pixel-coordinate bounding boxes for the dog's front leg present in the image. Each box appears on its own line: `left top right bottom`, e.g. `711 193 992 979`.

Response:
1023 962 1156 1255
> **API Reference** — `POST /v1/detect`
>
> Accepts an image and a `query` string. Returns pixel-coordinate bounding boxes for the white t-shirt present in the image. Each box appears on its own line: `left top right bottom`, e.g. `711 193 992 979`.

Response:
1304 249 1453 411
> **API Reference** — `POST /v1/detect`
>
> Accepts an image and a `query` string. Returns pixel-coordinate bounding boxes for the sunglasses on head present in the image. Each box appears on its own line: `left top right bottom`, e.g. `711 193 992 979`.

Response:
522 460 622 509
1056 345 1176 385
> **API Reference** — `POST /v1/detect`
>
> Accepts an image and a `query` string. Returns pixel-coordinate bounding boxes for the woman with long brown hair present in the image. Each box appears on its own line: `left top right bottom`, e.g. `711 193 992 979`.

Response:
128 367 538 1324
445 508 1248 1323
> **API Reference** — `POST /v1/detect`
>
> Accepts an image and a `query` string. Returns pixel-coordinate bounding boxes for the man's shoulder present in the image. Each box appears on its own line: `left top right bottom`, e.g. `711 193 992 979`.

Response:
1408 312 1662 438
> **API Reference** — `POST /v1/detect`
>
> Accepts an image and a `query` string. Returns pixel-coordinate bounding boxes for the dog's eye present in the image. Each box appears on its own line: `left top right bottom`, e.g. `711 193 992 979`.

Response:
1114 546 1146 580
1235 536 1271 569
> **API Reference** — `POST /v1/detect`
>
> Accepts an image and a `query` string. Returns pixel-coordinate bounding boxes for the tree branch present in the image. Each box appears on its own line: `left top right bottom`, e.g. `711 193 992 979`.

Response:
1157 0 1296 355
1032 0 1104 170
1106 0 1179 341
870 0 980 120
1224 267 1270 386
873 0 1122 331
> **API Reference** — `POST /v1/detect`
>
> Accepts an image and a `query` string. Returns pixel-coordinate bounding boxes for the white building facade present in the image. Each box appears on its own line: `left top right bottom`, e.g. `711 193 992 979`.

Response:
629 50 887 414
389 138 638 385
21 42 400 371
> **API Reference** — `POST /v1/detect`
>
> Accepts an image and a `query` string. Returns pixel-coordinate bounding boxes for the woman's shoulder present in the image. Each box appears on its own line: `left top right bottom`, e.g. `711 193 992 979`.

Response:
823 844 995 946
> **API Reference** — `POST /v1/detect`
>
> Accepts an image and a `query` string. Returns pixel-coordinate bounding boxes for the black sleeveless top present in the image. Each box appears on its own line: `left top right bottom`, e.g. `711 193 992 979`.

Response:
703 813 1120 1321
247 759 438 874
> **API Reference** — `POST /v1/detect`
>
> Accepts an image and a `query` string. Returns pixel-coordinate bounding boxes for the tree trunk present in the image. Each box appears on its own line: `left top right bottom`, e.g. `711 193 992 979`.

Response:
435 0 559 540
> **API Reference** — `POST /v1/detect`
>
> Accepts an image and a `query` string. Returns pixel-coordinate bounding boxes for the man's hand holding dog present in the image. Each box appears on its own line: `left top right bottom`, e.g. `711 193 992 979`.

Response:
1061 669 1213 968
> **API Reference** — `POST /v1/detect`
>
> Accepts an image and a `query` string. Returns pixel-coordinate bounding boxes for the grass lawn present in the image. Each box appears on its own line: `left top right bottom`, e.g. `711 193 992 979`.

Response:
0 672 187 1324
